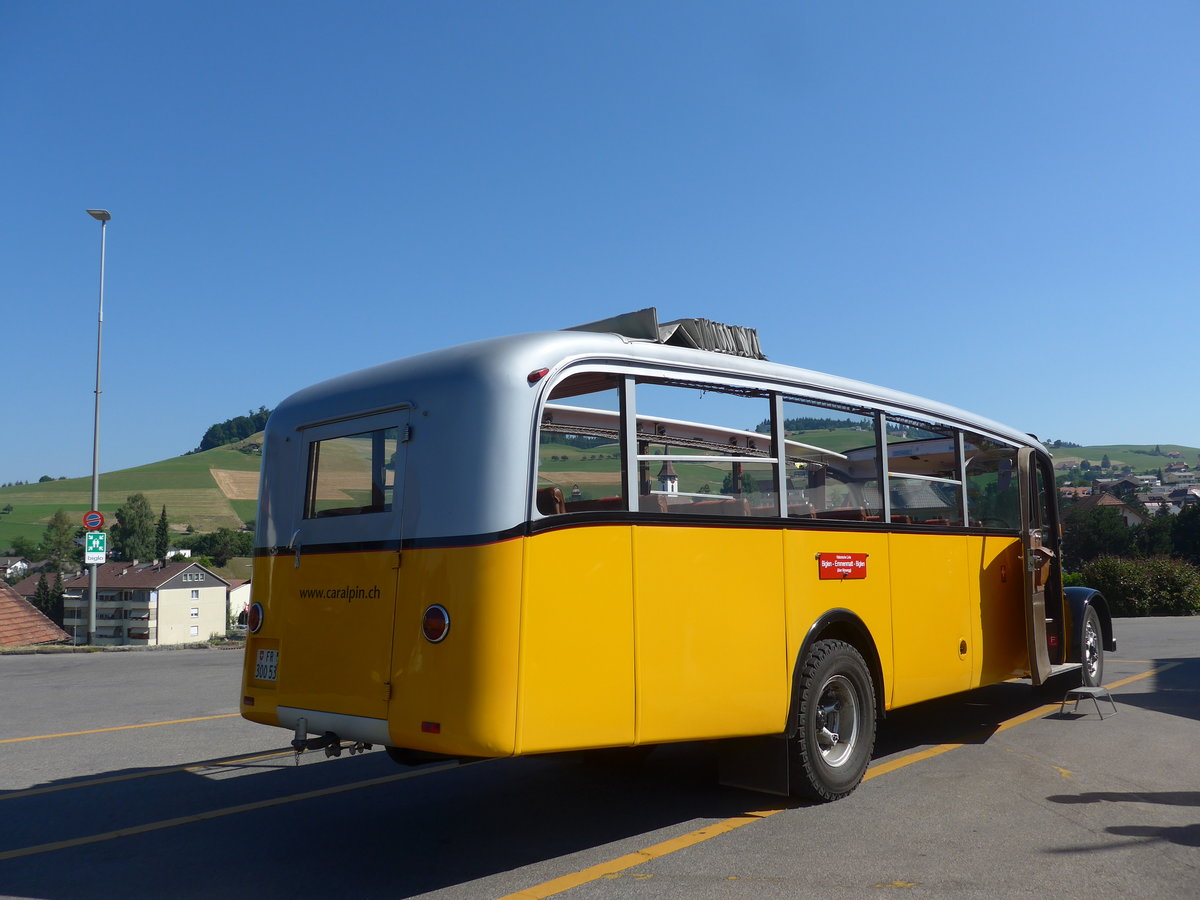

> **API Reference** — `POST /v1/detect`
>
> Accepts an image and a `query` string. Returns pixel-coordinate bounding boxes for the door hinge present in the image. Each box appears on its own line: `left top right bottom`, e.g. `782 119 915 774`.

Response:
401 424 413 443
383 681 393 701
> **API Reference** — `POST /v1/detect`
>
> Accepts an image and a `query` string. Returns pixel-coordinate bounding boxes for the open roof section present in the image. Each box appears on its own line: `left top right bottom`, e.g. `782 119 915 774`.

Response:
565 307 766 361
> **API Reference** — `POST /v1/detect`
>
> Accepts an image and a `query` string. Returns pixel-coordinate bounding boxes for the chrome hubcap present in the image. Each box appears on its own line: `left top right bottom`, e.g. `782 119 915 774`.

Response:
1084 618 1100 680
815 675 858 767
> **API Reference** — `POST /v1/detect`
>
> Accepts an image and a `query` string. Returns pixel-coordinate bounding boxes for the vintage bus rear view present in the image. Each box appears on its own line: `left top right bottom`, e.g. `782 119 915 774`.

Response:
240 309 1114 801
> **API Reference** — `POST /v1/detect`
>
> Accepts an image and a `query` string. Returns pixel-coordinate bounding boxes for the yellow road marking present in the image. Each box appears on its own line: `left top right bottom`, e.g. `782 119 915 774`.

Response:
499 810 786 900
502 664 1164 899
0 713 240 745
0 761 465 861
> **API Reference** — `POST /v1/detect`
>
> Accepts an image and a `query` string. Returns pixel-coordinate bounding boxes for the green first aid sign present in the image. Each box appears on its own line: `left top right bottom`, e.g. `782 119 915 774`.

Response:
85 532 107 564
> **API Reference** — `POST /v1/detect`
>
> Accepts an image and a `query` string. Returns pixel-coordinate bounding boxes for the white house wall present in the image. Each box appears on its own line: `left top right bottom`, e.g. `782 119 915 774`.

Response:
155 585 226 645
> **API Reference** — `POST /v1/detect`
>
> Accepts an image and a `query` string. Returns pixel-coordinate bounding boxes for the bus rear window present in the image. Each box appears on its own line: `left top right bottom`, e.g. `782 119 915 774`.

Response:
304 427 398 519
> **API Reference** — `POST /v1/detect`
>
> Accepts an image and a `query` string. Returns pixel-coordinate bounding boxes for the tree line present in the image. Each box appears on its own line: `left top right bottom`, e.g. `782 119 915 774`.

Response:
191 407 272 453
1062 501 1200 616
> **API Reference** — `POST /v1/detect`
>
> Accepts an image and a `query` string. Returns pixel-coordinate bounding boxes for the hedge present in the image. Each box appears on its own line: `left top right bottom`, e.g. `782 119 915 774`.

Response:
1076 555 1200 617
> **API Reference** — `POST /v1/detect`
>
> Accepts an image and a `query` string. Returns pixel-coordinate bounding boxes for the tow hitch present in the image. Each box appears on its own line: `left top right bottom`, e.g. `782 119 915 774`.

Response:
291 717 372 763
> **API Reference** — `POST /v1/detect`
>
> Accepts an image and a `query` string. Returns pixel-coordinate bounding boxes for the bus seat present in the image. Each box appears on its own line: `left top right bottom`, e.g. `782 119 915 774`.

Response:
687 498 751 517
639 494 668 513
536 486 566 516
815 507 867 521
564 496 625 512
788 504 815 518
890 514 912 524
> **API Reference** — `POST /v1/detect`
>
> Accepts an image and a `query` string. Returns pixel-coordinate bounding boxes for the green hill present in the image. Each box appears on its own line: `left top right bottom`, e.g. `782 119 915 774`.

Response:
0 437 263 554
1050 444 1200 473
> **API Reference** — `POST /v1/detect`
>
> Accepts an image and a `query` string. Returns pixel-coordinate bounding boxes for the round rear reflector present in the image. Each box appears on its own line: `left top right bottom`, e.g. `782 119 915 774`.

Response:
248 602 264 634
422 605 450 643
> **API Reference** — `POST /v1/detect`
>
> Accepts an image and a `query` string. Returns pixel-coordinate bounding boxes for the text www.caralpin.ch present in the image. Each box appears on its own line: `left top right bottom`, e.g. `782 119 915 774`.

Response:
299 585 382 600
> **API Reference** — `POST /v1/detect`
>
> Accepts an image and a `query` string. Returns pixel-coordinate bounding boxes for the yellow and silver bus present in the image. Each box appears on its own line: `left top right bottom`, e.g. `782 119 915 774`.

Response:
241 308 1113 801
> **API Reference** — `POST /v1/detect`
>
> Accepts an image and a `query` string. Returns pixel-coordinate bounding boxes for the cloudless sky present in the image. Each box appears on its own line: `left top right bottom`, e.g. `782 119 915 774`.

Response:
3 1 1198 484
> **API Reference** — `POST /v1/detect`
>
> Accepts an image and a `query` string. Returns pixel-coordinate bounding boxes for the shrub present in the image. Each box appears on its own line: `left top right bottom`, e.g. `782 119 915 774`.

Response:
1079 555 1200 617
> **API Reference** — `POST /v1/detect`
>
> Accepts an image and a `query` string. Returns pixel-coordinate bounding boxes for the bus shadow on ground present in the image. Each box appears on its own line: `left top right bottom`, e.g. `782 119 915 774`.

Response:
0 742 774 900
871 680 1050 757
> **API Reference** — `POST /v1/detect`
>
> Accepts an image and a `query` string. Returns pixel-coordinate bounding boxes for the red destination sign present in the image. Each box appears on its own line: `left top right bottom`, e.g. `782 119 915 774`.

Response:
83 510 105 530
817 552 868 580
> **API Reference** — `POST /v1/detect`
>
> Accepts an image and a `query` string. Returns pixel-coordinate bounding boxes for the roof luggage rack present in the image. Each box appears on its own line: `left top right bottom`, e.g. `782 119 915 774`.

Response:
566 307 766 360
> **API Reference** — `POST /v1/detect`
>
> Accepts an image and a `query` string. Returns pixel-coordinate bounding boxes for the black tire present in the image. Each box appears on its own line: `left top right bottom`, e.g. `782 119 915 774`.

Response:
1080 605 1104 687
790 639 876 802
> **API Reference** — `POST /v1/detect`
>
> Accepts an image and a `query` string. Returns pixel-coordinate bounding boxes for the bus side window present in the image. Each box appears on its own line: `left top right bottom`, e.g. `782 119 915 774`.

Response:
537 373 625 515
781 398 880 520
635 381 774 518
886 416 964 526
964 437 1020 529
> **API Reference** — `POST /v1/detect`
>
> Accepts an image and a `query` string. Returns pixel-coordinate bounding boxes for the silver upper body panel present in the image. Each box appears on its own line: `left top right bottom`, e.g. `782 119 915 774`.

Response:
258 329 1046 548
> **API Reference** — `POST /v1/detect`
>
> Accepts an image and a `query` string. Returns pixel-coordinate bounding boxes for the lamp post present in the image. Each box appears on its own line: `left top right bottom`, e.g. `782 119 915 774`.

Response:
85 209 110 646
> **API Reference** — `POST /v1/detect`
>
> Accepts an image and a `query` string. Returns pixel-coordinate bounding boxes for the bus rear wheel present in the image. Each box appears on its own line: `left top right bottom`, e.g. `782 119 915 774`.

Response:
790 639 876 802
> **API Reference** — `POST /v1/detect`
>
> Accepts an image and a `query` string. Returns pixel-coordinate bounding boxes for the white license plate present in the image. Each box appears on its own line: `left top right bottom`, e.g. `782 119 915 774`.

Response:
255 649 279 681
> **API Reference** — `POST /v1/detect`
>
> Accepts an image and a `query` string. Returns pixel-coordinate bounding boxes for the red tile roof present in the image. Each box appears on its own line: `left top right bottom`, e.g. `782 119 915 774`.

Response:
0 582 70 647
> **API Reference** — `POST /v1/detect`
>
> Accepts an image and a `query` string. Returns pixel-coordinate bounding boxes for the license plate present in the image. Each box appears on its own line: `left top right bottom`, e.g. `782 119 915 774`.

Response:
255 648 279 681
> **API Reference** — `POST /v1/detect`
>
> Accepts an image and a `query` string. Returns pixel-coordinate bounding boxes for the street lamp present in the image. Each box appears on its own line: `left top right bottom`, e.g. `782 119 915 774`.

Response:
85 209 110 645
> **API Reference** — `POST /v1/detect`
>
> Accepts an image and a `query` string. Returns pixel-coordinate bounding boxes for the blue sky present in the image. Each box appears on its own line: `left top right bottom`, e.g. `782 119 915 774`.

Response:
3 2 1198 483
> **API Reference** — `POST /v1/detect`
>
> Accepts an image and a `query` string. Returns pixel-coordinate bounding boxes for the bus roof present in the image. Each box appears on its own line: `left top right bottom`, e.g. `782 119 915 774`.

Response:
271 318 1045 455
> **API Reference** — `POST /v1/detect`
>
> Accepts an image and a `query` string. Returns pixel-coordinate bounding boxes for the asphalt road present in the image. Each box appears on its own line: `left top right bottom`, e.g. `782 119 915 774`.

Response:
0 619 1196 899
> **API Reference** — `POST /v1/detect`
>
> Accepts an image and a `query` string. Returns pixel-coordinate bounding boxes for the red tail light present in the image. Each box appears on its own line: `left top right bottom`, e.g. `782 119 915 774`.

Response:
247 602 264 634
422 605 450 643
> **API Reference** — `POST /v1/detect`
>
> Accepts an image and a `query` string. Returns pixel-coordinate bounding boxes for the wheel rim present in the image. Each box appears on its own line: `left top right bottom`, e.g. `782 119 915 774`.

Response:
815 674 859 767
1084 615 1101 681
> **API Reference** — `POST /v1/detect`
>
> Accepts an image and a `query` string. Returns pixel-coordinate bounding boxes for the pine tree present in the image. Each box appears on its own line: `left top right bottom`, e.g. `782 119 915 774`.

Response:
32 573 51 617
49 573 65 627
155 505 170 561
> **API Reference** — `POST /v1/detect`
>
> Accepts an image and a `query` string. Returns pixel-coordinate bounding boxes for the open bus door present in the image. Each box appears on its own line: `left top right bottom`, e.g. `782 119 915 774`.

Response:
1017 447 1061 685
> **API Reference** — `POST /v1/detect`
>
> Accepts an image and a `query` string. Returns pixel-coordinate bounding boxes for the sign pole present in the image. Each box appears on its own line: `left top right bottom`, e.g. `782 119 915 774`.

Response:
85 209 110 645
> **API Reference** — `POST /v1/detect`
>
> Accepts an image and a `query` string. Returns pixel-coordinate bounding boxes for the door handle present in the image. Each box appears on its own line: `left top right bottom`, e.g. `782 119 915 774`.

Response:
288 529 302 568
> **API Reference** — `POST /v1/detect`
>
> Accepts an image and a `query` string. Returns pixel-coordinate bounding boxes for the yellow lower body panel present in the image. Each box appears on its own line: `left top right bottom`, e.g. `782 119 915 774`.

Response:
241 525 1029 757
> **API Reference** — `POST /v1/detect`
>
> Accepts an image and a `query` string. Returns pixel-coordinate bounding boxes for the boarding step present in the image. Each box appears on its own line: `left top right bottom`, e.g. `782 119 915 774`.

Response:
1059 685 1117 719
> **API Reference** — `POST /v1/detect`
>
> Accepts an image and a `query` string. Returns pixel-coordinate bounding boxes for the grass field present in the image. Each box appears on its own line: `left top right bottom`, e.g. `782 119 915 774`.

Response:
1048 444 1200 472
0 437 264 552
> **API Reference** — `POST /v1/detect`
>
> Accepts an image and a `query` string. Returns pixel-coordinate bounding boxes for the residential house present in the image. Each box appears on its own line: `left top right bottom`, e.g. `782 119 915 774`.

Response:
61 560 230 646
1068 491 1150 528
0 557 31 580
227 578 252 626
0 582 69 647
1094 476 1142 499
1168 487 1200 508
